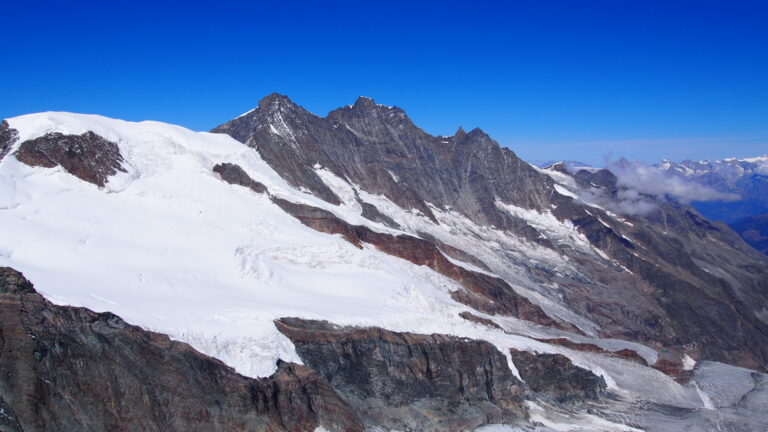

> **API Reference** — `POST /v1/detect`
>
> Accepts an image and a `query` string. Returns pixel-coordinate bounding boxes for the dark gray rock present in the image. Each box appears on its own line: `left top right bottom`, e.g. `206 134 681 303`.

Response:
359 200 400 228
0 120 18 162
0 266 36 294
509 348 607 405
574 168 618 190
275 317 527 431
0 267 364 432
213 162 267 194
14 131 126 187
0 394 23 432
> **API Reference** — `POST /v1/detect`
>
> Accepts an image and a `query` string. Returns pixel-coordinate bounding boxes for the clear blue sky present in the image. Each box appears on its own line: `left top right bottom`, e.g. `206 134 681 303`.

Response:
2 1 766 165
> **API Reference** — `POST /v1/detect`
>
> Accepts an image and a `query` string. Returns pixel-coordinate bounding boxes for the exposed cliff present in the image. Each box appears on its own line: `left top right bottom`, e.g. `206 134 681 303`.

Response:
275 317 527 431
0 267 363 432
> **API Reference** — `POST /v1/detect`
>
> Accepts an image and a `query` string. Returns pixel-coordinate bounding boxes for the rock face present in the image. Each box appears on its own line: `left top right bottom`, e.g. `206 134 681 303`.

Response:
0 120 18 161
0 268 626 432
14 131 126 187
0 267 364 432
212 94 768 372
538 337 648 366
508 348 607 405
275 317 527 431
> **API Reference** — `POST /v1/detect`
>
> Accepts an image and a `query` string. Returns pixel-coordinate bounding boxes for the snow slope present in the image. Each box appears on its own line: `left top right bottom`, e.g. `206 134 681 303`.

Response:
2 112 762 430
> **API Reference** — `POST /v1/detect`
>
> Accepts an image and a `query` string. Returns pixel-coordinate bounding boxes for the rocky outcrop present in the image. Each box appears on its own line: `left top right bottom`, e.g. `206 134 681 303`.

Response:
538 337 648 366
0 120 18 162
271 197 564 328
508 348 607 405
358 200 400 228
652 348 694 383
0 267 36 294
275 317 527 431
420 233 494 273
0 267 363 432
14 131 126 187
458 311 505 330
213 162 268 193
573 168 619 190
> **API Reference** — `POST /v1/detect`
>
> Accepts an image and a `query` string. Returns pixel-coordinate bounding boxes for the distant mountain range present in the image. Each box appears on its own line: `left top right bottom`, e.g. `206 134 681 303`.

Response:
540 155 768 254
657 155 768 224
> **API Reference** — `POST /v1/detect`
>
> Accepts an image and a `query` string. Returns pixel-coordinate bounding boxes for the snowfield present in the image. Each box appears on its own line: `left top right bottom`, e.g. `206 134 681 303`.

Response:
1 112 764 431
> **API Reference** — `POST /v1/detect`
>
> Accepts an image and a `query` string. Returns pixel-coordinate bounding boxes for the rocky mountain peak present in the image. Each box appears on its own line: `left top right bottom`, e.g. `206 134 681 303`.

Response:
214 93 566 226
352 95 377 109
468 127 487 137
337 96 409 124
451 126 491 145
452 126 500 157
252 93 312 126
258 92 298 112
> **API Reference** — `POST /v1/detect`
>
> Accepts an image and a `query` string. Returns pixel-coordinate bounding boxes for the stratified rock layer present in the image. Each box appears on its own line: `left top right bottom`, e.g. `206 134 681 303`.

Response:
275 317 528 431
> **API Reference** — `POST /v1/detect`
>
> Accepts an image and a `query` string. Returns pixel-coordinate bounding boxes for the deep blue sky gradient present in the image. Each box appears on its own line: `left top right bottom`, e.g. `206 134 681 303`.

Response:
2 1 766 165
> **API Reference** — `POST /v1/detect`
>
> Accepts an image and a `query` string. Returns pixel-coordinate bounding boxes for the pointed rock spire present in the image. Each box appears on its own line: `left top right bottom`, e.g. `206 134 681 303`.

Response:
258 93 298 111
468 127 488 138
352 96 379 111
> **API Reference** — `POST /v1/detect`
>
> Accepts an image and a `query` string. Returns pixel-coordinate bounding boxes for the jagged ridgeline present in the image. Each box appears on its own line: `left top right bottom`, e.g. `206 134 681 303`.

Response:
0 95 767 431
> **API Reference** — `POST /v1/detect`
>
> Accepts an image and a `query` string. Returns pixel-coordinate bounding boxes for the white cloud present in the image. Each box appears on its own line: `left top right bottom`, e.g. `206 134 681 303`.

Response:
571 159 740 216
